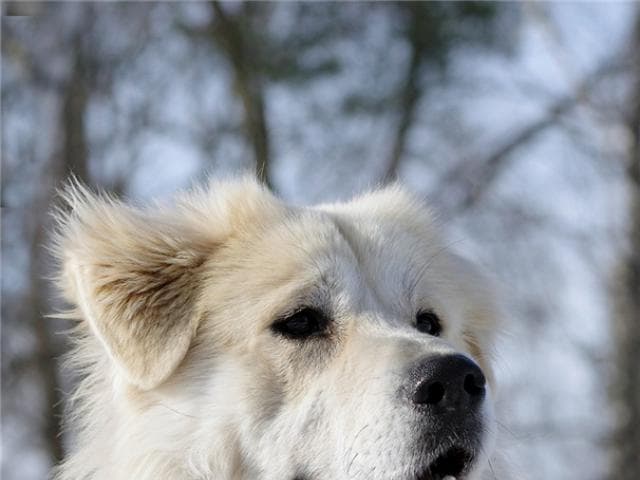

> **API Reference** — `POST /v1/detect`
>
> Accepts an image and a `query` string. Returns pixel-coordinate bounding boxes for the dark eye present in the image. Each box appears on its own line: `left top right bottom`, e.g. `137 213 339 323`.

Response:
272 307 328 339
416 310 442 336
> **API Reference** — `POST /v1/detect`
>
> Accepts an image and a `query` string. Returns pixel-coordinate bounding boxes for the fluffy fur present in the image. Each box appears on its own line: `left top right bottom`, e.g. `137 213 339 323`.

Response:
51 177 505 480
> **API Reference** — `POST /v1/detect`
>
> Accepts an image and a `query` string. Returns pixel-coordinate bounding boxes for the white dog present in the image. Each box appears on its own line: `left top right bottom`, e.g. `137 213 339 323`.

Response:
52 177 504 480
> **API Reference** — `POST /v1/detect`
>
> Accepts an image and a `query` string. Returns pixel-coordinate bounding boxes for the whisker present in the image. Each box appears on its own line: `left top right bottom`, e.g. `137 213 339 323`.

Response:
156 402 200 419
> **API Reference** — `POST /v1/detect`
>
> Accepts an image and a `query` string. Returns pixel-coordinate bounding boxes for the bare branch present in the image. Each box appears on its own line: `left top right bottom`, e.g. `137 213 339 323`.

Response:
435 56 629 216
381 6 424 184
207 1 273 191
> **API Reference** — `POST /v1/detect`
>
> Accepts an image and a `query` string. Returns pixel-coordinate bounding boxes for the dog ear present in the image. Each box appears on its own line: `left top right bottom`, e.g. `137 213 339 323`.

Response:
53 183 225 390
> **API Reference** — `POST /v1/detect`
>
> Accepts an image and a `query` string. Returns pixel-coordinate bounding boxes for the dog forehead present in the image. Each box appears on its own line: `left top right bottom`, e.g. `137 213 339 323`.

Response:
202 186 448 321
248 208 355 266
214 183 440 275
261 201 441 285
317 191 445 277
206 207 359 299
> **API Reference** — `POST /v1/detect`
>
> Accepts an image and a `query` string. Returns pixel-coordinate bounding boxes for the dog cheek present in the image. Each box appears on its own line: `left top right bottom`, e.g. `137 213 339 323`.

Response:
463 332 496 390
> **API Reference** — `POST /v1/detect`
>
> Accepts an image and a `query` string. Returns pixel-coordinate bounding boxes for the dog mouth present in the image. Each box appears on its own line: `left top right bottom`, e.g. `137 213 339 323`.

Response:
414 446 475 480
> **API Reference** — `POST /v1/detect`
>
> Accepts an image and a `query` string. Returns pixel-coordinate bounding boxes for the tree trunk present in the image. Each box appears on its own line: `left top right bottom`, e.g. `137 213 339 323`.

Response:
209 1 273 190
381 5 424 184
608 9 640 480
28 26 93 467
381 37 422 183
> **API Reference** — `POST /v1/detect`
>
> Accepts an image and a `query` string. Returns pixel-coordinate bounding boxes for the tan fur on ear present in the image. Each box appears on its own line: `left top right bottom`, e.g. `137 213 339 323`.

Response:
53 185 209 389
52 178 277 390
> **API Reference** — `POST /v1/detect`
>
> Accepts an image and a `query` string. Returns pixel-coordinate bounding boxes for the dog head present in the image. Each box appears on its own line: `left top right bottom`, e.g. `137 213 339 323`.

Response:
55 178 501 480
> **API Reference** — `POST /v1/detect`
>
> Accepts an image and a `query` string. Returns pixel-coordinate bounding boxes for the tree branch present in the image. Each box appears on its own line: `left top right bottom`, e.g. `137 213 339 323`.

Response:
435 56 628 216
381 5 425 184
208 1 273 191
381 28 423 183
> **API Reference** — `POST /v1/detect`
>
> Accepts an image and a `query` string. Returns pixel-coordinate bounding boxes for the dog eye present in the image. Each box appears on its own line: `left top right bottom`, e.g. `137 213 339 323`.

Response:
415 311 442 336
272 308 328 339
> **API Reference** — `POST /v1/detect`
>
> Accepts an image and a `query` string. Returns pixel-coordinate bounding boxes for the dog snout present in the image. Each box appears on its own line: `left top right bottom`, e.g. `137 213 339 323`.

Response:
409 354 486 411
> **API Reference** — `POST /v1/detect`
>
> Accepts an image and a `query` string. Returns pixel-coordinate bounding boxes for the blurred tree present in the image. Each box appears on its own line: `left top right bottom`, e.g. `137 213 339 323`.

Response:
208 1 273 188
609 8 640 480
435 54 628 216
2 4 98 467
2 3 152 476
379 2 509 182
180 2 513 189
180 1 346 190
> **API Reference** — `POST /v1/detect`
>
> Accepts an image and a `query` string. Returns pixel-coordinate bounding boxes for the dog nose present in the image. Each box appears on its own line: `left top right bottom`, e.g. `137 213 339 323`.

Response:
410 354 486 410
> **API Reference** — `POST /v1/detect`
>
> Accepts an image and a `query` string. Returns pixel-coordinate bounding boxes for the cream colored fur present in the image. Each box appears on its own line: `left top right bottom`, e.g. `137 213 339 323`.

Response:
51 177 506 480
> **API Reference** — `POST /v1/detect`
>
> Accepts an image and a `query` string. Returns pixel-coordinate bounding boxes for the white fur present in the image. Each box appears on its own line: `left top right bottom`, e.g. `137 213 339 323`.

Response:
51 177 507 480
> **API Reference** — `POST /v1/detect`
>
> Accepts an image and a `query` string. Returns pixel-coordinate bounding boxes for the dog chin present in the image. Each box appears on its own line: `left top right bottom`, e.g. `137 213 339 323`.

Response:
409 417 492 480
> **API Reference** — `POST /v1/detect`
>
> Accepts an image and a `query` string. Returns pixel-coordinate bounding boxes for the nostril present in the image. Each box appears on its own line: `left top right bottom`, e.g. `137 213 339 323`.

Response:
408 354 486 408
463 372 485 397
414 381 445 405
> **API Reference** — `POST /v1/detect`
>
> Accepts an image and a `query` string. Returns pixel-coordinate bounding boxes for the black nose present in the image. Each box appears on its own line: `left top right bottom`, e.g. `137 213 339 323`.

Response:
410 354 486 410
